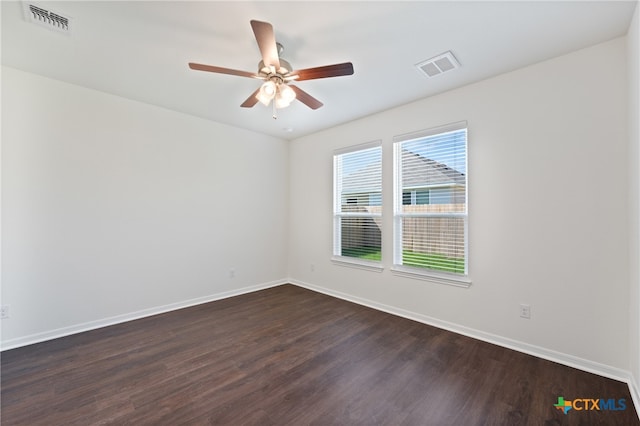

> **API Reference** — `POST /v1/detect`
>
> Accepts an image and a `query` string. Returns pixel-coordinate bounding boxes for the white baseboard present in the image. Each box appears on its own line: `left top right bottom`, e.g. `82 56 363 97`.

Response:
288 278 640 420
630 375 640 421
0 279 288 351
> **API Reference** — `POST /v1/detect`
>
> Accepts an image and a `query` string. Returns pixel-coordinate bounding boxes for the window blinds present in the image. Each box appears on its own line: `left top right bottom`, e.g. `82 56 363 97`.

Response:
393 123 467 275
334 142 382 261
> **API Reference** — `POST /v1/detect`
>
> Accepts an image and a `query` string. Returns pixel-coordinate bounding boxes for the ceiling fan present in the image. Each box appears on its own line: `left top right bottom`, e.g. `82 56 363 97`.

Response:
188 20 354 118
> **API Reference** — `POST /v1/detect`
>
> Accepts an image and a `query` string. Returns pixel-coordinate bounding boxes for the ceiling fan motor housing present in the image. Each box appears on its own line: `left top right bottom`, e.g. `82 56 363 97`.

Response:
259 58 293 78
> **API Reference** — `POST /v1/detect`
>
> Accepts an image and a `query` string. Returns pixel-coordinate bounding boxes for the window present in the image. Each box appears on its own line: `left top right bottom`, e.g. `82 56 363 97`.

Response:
333 141 383 269
403 189 431 205
393 122 468 284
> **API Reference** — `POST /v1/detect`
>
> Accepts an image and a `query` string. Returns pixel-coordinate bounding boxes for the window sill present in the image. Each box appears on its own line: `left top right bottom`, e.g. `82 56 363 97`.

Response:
390 265 471 288
331 256 384 272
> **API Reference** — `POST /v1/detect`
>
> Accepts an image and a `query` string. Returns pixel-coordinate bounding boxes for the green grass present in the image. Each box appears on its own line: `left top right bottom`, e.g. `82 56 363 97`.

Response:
341 246 382 261
402 251 465 274
342 247 464 274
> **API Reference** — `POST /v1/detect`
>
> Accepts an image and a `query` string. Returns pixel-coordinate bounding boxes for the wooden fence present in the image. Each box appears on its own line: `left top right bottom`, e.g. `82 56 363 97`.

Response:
340 205 465 257
340 206 381 250
402 205 466 257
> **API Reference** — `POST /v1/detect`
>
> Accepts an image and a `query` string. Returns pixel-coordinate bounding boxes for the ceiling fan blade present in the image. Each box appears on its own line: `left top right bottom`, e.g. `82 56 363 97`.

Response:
289 85 323 110
290 62 354 81
240 88 261 108
250 20 281 69
188 63 258 78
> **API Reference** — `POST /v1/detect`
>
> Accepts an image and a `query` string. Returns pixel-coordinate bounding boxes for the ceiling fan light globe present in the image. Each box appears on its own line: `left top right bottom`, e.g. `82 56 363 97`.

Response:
275 96 292 109
279 84 296 102
263 80 276 95
256 92 272 106
257 81 276 106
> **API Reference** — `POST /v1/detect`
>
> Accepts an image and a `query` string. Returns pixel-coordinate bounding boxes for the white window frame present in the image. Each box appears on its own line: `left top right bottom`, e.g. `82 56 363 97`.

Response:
391 122 470 287
332 140 384 272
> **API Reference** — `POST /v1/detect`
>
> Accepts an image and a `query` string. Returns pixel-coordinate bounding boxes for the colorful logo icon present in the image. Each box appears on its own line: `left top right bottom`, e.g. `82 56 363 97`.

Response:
554 397 572 414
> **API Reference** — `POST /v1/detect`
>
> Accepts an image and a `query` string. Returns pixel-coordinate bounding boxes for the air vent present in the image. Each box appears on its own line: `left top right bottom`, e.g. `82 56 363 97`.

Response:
416 51 460 78
22 2 72 34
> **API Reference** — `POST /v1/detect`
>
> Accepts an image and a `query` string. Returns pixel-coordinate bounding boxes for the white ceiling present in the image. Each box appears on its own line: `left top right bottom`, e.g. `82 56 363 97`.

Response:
2 1 637 140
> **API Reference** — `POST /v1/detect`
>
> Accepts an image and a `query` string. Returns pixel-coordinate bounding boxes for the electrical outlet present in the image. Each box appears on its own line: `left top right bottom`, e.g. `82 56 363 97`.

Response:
310 263 315 272
1 305 9 319
229 268 235 279
519 304 531 319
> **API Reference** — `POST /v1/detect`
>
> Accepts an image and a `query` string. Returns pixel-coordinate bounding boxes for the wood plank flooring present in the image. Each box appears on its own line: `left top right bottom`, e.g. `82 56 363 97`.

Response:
1 284 637 425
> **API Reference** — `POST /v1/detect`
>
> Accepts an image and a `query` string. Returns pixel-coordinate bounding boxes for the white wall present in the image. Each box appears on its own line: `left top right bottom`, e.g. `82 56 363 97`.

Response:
1 26 635 392
289 37 630 373
628 2 640 399
1 66 289 348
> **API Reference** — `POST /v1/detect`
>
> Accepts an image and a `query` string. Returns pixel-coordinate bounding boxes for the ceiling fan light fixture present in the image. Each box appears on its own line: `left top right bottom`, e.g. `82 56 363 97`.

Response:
274 97 290 109
275 84 296 108
257 80 277 106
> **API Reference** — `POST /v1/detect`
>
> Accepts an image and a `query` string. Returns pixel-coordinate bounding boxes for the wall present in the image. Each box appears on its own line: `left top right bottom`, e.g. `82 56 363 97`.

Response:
628 2 640 402
289 37 630 374
1 66 289 349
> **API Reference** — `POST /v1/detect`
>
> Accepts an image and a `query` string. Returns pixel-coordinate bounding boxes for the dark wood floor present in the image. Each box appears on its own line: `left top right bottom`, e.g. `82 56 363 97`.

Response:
1 284 637 425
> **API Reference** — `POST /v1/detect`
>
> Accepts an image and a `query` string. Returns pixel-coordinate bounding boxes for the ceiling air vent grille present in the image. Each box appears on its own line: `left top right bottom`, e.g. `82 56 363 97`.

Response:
416 51 460 78
22 2 72 34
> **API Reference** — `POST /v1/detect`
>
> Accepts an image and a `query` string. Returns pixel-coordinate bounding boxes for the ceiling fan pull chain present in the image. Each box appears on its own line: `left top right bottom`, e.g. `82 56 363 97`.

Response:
272 99 277 119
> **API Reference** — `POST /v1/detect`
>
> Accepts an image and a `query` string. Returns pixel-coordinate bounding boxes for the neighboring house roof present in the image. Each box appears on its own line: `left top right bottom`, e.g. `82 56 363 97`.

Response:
401 150 465 189
341 162 382 194
341 150 464 194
